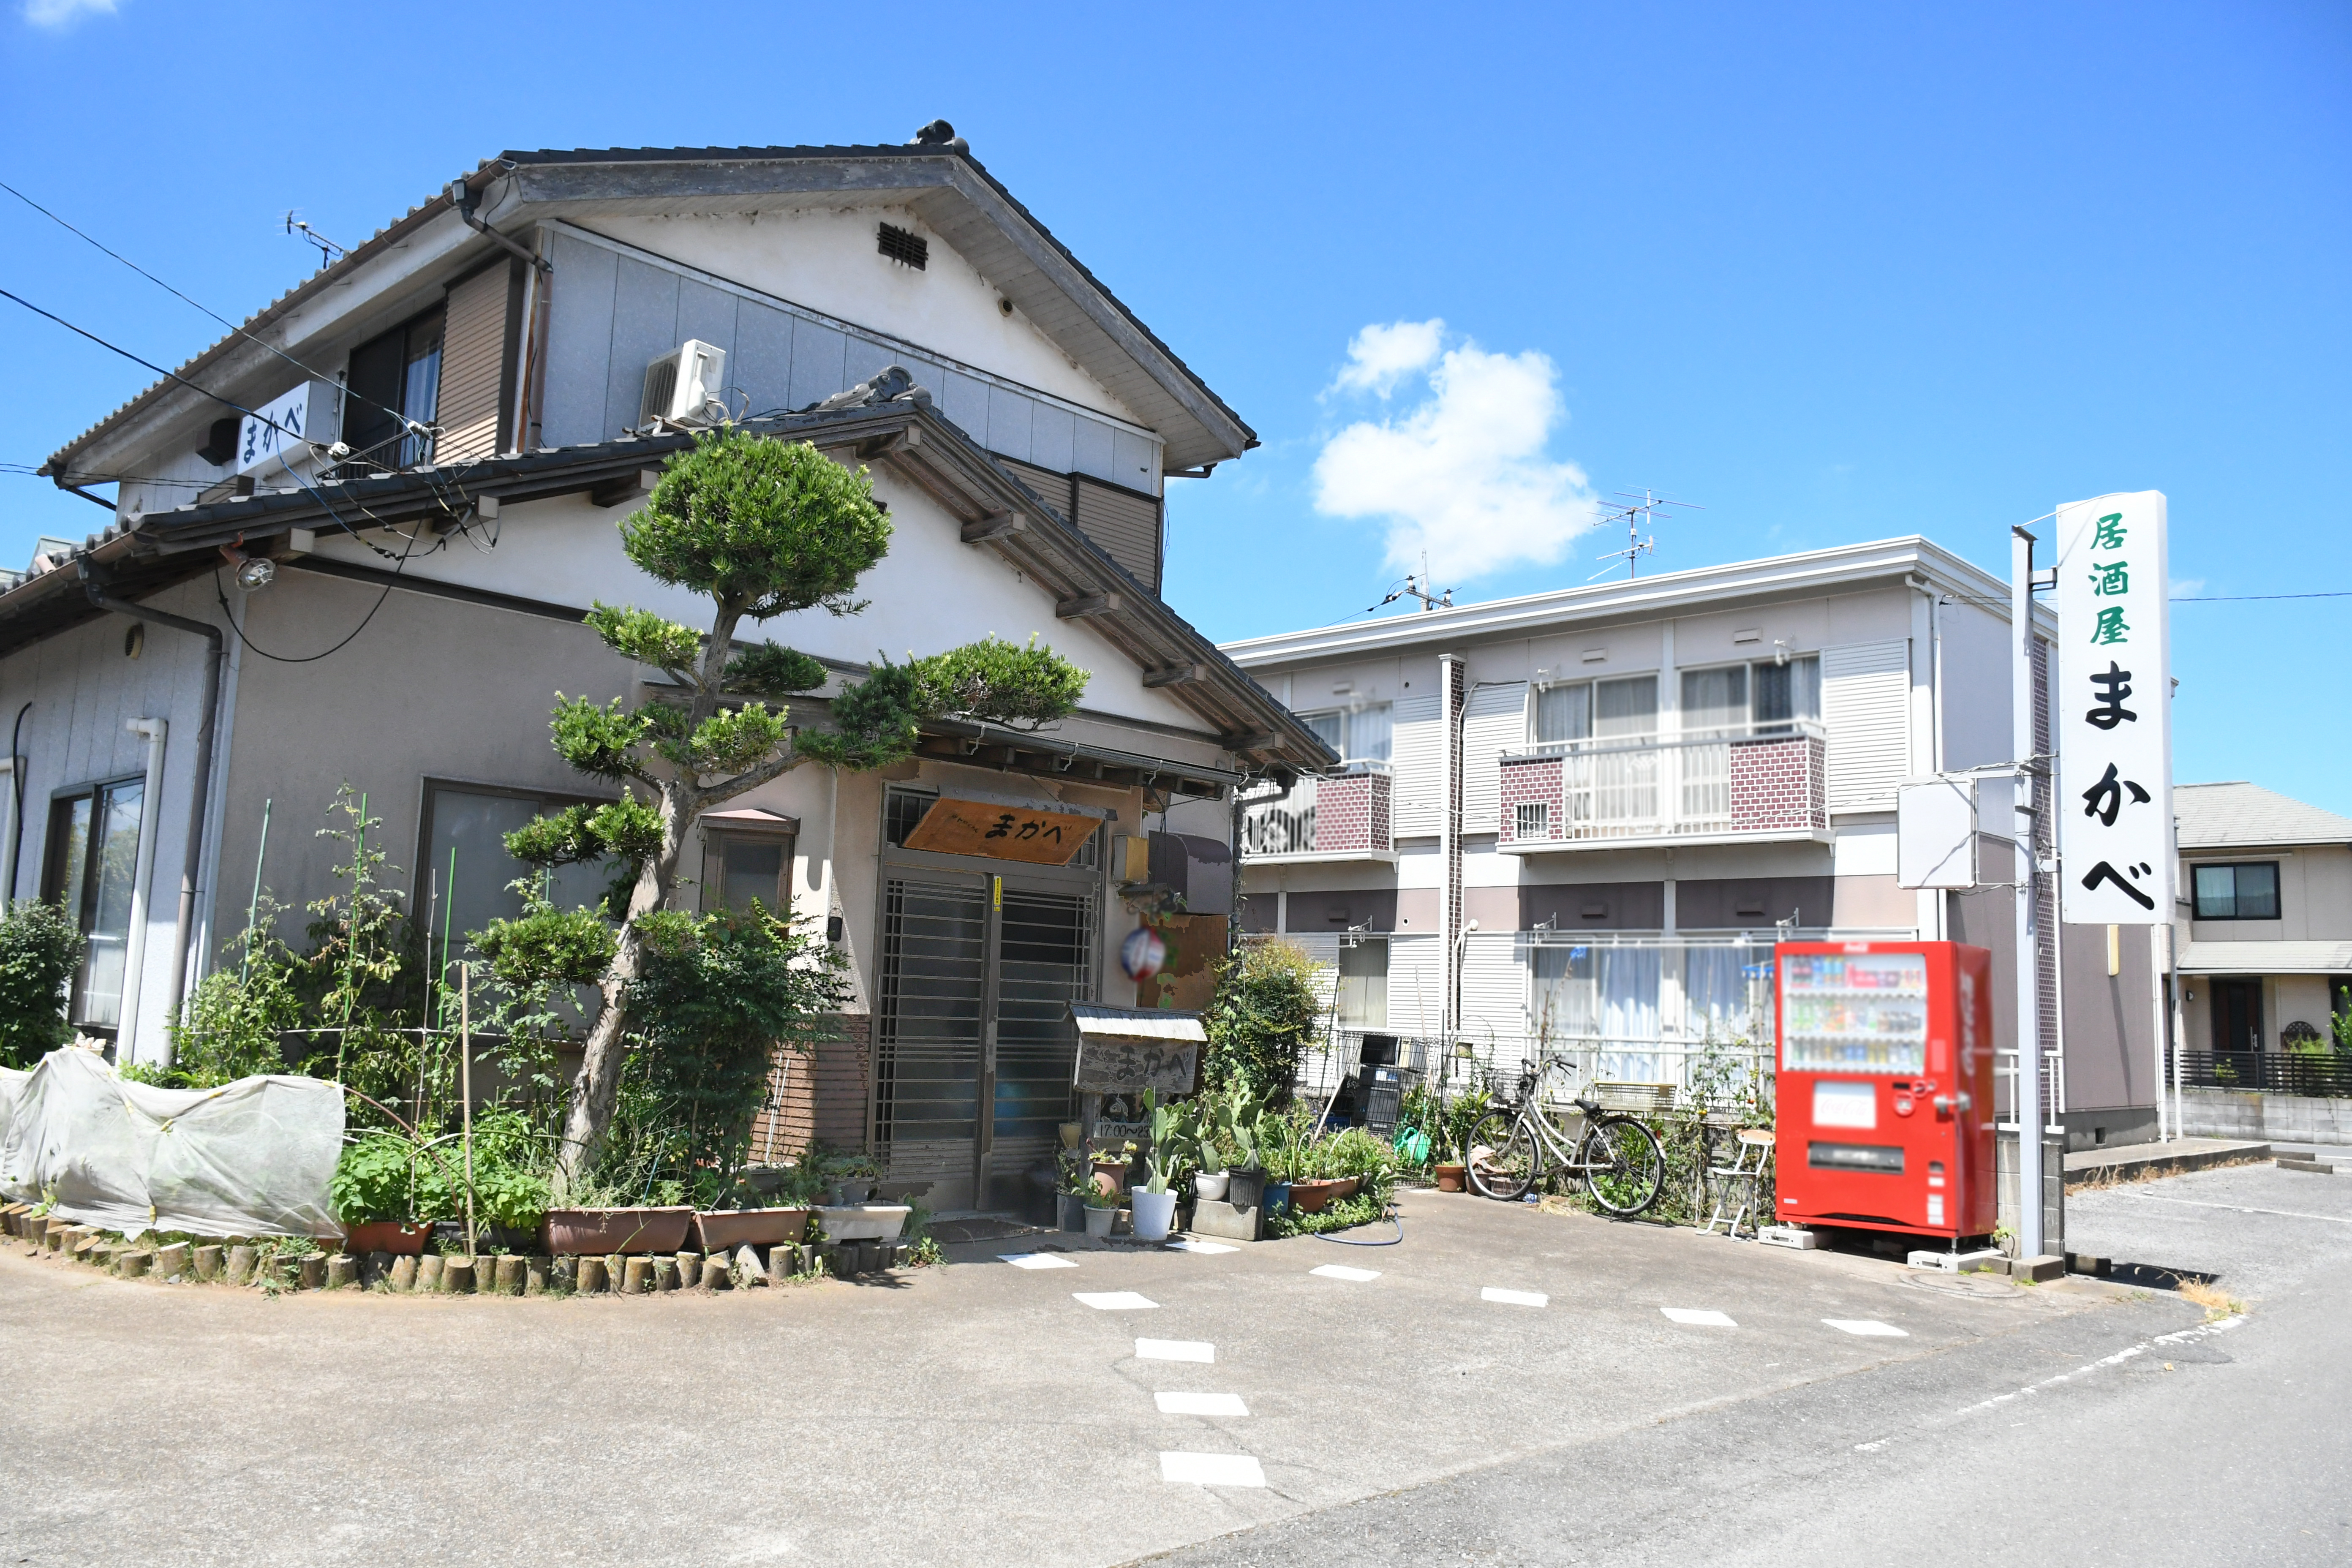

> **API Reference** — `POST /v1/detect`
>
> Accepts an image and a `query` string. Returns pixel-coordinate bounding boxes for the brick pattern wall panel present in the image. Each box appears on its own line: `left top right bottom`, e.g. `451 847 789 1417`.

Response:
1729 737 1827 830
747 1044 816 1164
812 1013 873 1151
1369 770 1391 849
1497 757 1565 844
1313 775 1377 853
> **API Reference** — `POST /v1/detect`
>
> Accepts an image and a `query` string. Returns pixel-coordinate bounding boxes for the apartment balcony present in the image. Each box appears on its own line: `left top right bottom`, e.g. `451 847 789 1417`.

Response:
1239 765 1396 863
1497 723 1829 852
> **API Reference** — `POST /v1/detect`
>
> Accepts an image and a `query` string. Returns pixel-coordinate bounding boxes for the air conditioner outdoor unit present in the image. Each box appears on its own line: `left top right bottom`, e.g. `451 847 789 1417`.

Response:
640 340 727 428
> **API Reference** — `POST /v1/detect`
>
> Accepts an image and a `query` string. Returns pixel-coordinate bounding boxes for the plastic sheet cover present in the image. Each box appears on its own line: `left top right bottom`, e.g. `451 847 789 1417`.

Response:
0 1049 343 1238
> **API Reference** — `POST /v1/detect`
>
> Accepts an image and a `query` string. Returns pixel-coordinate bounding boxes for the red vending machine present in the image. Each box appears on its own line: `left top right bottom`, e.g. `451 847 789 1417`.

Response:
1774 941 1995 1241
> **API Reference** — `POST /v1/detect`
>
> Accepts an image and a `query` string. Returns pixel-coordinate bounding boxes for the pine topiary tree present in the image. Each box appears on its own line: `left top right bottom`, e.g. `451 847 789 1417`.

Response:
514 427 1090 1187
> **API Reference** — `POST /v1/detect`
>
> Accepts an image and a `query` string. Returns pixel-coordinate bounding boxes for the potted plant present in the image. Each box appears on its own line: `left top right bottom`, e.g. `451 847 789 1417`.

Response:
1213 1087 1268 1211
330 1135 440 1255
1090 1141 1135 1197
1131 1093 1182 1242
1081 1183 1119 1238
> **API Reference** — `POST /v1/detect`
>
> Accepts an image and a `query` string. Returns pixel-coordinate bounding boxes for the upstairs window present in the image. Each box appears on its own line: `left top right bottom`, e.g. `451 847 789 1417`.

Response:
1299 703 1392 765
343 306 445 468
2192 862 2280 920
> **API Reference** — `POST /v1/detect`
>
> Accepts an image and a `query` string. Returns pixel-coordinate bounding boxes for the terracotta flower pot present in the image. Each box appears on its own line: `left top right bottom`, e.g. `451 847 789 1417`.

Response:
1435 1163 1467 1193
1091 1161 1127 1198
340 1221 433 1256
1332 1176 1362 1199
540 1206 695 1256
694 1208 811 1252
1289 1179 1343 1214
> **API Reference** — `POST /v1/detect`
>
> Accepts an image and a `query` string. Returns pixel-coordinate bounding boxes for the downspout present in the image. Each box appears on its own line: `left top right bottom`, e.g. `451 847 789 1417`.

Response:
118 717 167 1062
1 699 26 903
81 568 226 1062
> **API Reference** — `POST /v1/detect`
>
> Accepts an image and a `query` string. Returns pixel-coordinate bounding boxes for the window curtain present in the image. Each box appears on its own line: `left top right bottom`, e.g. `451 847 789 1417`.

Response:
1680 667 1747 737
1598 946 1661 1044
1535 684 1590 745
1685 946 1767 1044
1348 702 1393 764
1530 945 1595 1043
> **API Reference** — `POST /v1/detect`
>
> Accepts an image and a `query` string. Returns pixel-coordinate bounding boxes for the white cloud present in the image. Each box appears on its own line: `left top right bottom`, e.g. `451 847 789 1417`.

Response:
2169 577 2205 599
1313 329 1598 583
24 0 115 25
1328 318 1445 398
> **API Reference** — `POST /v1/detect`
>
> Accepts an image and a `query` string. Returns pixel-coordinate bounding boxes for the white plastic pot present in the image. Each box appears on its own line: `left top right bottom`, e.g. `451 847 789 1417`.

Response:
1193 1172 1230 1201
1131 1188 1178 1241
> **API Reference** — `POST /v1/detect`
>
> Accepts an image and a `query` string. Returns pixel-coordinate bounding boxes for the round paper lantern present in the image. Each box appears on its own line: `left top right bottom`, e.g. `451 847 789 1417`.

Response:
1119 925 1167 980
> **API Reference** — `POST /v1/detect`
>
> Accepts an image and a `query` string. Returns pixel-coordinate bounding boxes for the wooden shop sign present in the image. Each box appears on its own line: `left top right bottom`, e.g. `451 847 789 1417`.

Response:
900 789 1106 866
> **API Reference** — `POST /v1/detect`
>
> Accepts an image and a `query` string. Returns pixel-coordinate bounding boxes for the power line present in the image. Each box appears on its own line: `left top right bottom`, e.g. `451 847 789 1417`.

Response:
2169 592 2352 602
0 178 414 436
0 284 301 443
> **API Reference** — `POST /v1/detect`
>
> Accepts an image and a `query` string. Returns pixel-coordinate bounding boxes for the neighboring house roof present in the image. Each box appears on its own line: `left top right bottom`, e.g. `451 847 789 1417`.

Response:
1 391 1329 779
2174 782 2352 850
2177 939 2352 976
42 138 1255 485
1217 535 2045 666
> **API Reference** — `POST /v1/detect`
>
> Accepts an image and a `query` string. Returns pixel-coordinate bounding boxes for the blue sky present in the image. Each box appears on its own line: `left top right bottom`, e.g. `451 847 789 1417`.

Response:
3 3 2346 806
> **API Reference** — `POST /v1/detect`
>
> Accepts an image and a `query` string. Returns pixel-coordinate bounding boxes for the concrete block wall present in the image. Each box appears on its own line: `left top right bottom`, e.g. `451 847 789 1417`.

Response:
1729 736 1827 831
2178 1086 2352 1145
1995 1128 2067 1257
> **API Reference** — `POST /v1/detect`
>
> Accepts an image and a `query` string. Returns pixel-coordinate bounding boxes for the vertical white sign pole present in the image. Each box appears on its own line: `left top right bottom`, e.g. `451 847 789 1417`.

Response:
2011 527 2044 1262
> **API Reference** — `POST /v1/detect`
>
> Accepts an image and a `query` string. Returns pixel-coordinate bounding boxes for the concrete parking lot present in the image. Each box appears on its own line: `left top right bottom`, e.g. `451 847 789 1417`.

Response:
3 1164 2342 1568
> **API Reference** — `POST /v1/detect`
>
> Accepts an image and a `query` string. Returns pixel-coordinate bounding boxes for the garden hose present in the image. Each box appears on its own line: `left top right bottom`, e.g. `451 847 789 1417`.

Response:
1312 1210 1403 1246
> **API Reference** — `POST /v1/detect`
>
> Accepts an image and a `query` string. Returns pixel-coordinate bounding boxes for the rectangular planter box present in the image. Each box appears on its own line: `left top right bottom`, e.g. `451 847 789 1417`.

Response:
540 1206 695 1256
812 1204 911 1242
339 1221 433 1256
694 1208 811 1251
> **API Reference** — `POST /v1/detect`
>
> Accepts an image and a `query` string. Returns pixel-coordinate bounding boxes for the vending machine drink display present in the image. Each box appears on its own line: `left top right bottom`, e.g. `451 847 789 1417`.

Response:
1773 942 1995 1241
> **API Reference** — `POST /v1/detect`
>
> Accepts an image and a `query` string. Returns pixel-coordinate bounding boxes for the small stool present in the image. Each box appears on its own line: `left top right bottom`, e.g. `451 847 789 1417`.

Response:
1700 1128 1775 1241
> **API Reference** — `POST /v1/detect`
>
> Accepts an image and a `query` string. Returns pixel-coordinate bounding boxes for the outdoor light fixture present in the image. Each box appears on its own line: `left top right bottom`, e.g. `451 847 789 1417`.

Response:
236 557 277 591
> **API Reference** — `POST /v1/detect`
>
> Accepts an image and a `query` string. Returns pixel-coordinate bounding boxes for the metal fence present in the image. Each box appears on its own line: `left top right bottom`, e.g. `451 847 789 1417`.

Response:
2172 1049 2352 1100
1292 1028 1773 1116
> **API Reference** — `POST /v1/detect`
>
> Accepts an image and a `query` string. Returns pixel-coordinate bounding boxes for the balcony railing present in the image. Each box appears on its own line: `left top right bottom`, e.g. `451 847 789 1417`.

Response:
1240 764 1392 858
1499 721 1827 845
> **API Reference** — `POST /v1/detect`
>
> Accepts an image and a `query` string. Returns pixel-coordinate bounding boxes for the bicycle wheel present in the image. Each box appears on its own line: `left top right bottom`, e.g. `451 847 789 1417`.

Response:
1465 1107 1541 1201
1577 1115 1664 1216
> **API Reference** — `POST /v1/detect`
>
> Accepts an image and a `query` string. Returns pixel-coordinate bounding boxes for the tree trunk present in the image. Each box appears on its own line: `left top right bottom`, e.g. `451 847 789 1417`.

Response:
555 781 695 1190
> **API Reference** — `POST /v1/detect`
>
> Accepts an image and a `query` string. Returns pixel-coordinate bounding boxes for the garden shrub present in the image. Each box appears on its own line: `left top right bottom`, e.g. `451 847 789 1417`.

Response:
0 900 79 1068
1202 938 1324 1101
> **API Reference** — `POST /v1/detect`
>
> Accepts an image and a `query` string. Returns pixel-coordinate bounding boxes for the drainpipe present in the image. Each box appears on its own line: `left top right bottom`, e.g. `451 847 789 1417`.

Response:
118 717 168 1062
81 568 226 1062
3 701 28 903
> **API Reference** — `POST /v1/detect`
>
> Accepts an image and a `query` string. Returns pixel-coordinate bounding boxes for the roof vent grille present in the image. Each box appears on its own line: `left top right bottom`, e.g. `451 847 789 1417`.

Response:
877 223 928 271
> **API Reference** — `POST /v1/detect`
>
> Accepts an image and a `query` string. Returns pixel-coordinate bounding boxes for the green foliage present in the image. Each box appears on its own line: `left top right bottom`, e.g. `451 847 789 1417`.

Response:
915 634 1088 729
475 900 616 991
793 660 925 770
464 1107 553 1231
585 602 702 674
1202 939 1323 1101
303 787 425 1101
582 909 846 1200
169 895 303 1086
549 695 656 781
1298 1126 1400 1201
727 642 830 697
0 900 81 1067
2335 990 2352 1057
1267 1190 1386 1238
331 1135 448 1225
623 428 892 618
667 703 792 776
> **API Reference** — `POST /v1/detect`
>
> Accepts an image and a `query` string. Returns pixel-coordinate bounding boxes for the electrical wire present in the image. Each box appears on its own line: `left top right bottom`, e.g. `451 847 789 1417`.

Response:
0 177 416 436
212 523 422 663
0 285 303 443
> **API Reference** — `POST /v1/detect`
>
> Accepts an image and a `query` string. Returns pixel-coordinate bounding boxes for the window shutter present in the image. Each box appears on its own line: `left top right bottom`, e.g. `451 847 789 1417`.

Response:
436 262 515 464
1386 934 1443 1036
1460 682 1528 834
1459 933 1528 1044
1072 476 1161 595
1821 639 1911 808
1390 694 1442 836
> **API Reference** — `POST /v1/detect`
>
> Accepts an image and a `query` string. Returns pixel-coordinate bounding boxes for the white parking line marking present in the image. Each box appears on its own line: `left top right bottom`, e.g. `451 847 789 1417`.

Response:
1136 1339 1215 1363
999 1253 1078 1270
1074 1291 1157 1311
1165 1239 1238 1254
1160 1452 1266 1487
1955 1315 2243 1416
1309 1263 1380 1282
1155 1391 1250 1416
1825 1318 1908 1337
1662 1307 1738 1327
1483 1287 1548 1307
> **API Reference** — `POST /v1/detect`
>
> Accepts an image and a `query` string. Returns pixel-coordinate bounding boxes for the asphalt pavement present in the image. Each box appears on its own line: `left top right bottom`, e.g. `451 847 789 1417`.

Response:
1 1162 2342 1567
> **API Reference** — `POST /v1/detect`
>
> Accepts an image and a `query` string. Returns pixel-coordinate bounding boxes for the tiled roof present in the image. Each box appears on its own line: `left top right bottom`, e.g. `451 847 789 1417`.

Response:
2175 781 2352 849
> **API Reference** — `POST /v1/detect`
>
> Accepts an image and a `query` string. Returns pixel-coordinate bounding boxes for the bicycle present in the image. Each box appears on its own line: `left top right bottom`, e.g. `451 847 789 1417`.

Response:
1462 1056 1666 1215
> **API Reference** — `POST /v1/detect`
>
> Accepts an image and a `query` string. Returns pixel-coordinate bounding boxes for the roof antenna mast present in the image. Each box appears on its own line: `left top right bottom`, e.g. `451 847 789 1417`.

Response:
284 212 348 271
1589 489 1702 581
1367 550 1456 615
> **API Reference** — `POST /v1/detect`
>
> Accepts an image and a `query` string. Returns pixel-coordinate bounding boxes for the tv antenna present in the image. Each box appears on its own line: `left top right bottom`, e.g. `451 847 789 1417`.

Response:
284 212 349 269
1588 489 1701 581
1368 551 1456 615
